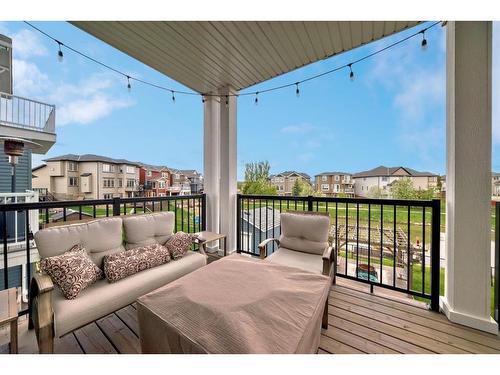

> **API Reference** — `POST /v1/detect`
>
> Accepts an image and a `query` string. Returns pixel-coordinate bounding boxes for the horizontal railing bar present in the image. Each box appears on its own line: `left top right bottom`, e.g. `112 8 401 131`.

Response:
237 194 436 207
0 194 205 212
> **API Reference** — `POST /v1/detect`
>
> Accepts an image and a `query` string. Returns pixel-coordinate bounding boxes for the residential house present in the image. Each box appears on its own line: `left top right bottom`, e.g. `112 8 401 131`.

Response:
492 172 500 197
179 169 204 193
139 164 172 197
170 169 193 195
353 166 439 198
32 154 141 200
0 33 56 294
314 172 354 197
269 171 311 196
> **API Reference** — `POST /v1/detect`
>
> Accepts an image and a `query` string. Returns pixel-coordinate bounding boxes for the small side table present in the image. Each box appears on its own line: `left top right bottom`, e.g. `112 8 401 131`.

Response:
194 231 227 257
0 288 18 354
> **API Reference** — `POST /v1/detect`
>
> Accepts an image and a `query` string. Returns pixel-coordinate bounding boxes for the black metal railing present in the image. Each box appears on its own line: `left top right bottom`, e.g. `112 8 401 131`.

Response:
236 194 441 311
495 202 499 323
0 194 206 315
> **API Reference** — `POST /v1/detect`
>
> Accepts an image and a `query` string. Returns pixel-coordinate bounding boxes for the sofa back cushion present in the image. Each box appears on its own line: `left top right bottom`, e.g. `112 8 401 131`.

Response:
34 217 124 268
123 212 175 250
279 212 330 255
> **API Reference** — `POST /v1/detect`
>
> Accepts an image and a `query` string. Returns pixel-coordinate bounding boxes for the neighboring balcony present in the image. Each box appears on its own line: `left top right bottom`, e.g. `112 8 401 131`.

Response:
0 92 56 154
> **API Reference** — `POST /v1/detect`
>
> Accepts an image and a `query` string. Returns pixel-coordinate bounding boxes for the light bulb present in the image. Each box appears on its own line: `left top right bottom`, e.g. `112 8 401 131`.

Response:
126 76 131 92
295 83 300 98
254 93 259 106
348 65 355 81
57 43 63 62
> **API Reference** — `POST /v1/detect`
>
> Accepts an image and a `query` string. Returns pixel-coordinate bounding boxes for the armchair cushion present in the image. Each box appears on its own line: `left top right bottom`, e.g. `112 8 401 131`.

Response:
165 231 198 260
103 243 171 283
40 244 103 300
279 212 330 255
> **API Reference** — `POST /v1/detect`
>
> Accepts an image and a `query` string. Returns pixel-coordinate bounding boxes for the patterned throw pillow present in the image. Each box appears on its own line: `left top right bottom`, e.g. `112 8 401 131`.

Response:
165 231 198 260
103 243 171 283
40 244 103 300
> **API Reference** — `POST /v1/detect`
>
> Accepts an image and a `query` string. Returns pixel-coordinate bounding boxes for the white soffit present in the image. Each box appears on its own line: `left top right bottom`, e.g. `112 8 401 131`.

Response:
71 21 421 94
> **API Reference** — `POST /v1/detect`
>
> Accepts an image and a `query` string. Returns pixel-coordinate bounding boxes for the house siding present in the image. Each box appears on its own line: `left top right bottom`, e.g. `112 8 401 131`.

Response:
0 149 31 193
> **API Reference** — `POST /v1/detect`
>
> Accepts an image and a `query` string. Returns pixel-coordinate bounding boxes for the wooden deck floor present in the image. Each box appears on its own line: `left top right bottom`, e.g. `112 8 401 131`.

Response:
2 279 500 354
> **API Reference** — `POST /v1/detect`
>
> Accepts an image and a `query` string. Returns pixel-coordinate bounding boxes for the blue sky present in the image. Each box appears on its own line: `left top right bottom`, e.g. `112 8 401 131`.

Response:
1 21 499 179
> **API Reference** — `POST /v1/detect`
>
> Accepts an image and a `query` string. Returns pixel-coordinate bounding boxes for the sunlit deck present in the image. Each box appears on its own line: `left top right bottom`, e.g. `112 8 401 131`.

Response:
2 278 499 354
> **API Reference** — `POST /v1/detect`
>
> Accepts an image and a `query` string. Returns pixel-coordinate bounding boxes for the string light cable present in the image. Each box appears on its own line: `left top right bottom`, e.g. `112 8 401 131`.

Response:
24 20 441 101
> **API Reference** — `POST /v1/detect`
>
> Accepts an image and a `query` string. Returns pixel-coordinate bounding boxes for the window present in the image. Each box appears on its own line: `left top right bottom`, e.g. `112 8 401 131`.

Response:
162 172 168 178
175 174 180 179
127 179 135 188
159 181 165 189
102 164 115 173
103 193 113 199
103 178 115 188
147 170 152 177
126 166 135 174
279 185 284 191
68 177 78 187
67 162 78 172
335 175 340 181
321 176 327 182
381 177 388 182
118 179 123 188
334 184 340 192
321 184 329 190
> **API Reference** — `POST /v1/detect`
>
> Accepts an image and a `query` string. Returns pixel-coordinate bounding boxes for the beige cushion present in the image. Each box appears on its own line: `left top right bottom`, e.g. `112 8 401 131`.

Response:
264 247 323 275
123 212 175 250
52 251 207 336
34 217 124 268
279 213 329 255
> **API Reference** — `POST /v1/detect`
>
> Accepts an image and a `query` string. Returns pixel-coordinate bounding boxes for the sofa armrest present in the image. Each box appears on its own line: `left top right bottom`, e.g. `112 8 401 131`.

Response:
258 238 280 259
322 246 335 277
29 273 55 353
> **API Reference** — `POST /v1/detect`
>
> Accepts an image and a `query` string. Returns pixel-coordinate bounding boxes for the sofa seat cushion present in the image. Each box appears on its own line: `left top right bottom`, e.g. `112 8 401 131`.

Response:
104 243 171 283
52 250 207 337
123 212 175 250
264 247 323 275
40 244 103 300
165 231 198 260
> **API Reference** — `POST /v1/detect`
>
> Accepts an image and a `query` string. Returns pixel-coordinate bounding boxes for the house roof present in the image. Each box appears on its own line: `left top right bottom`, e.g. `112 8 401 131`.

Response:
44 154 142 167
31 164 46 172
271 171 311 180
241 207 281 232
353 166 438 178
138 162 172 172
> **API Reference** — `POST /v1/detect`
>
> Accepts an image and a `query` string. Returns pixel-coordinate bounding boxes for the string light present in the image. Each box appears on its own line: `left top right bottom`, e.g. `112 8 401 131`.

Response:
420 30 428 50
24 21 441 104
126 75 131 92
348 64 355 81
202 95 206 103
225 95 229 108
56 41 63 62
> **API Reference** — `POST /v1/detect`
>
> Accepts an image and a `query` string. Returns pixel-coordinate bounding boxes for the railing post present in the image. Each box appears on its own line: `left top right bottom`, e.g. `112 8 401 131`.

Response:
112 197 121 216
201 194 207 231
430 198 441 312
236 194 241 253
307 195 313 211
495 202 499 323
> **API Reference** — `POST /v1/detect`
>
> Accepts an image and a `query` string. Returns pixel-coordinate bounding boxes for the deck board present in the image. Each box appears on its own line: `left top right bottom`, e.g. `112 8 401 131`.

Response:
3 281 500 354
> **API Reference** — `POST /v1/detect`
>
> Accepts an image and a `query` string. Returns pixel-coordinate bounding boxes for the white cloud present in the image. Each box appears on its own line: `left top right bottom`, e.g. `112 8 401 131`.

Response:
10 29 48 59
57 94 133 126
12 58 50 96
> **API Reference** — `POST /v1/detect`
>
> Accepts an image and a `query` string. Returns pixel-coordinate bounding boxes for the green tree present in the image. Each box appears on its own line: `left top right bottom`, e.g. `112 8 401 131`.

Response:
241 161 277 195
390 178 416 199
368 186 383 199
292 179 301 196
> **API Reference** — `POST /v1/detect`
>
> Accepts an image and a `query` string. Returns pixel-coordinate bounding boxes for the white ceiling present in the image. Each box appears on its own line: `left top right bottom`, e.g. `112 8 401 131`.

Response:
71 21 420 94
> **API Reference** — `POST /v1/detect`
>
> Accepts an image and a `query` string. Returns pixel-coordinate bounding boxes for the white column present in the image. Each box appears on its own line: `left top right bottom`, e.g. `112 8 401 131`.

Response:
218 86 238 253
203 95 220 239
440 21 497 333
